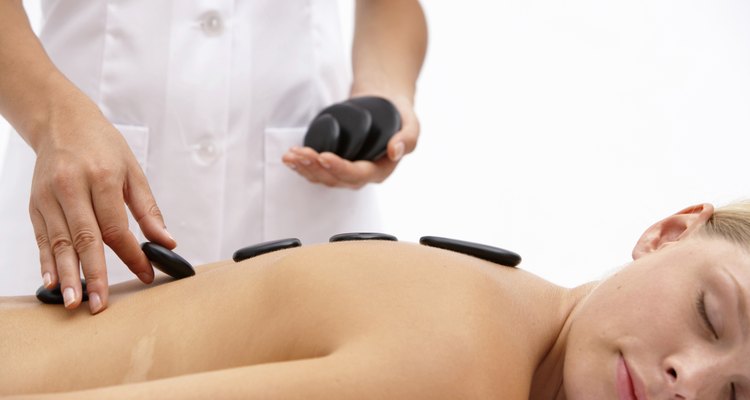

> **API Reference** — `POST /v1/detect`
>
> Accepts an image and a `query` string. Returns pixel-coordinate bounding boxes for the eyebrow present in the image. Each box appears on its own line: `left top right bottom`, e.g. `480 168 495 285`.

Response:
727 270 749 339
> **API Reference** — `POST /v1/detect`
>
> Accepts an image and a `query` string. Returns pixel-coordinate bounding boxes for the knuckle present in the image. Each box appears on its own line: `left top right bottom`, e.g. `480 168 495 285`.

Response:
49 235 74 256
35 232 50 250
88 164 118 185
100 223 127 245
135 202 163 223
71 229 99 253
50 167 76 190
147 203 163 219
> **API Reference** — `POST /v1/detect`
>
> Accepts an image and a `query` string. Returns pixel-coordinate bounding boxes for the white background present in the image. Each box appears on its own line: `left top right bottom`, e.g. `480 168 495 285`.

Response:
2 1 749 287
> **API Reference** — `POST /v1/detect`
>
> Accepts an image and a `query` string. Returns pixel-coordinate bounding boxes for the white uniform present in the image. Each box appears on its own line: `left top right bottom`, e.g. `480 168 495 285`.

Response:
0 0 382 296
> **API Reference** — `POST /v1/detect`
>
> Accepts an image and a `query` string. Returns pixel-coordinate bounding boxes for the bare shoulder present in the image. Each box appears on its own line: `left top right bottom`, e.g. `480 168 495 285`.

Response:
264 241 570 398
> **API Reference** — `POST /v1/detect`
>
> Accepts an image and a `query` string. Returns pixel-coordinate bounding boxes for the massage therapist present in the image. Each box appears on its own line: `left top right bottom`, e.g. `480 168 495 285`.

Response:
0 0 428 313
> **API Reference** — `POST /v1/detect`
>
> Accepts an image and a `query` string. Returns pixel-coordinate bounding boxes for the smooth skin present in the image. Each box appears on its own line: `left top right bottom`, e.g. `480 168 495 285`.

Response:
0 0 427 314
560 204 750 399
0 241 576 399
3 204 750 399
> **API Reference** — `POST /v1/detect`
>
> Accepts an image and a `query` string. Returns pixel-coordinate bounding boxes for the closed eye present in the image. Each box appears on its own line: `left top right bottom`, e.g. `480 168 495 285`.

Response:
697 290 719 340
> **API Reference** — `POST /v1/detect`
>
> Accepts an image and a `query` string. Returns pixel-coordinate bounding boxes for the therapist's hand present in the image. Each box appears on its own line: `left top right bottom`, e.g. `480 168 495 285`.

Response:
28 96 175 314
281 95 419 189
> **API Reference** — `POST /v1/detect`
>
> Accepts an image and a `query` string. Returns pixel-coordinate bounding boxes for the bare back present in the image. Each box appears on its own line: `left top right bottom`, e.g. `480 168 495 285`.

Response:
0 241 573 398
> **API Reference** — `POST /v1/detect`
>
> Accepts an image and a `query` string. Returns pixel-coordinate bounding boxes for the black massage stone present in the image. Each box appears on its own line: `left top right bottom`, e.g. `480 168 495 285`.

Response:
347 96 401 161
232 238 302 262
303 114 339 154
321 102 372 160
329 232 398 242
141 242 195 279
419 236 522 267
36 279 88 305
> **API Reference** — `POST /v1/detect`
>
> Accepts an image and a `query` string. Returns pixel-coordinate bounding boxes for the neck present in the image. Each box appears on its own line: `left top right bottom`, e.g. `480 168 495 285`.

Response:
528 281 599 400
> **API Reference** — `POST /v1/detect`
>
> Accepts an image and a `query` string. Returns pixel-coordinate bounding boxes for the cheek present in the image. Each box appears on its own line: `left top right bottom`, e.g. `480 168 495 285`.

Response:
562 268 692 394
561 340 612 399
587 267 687 337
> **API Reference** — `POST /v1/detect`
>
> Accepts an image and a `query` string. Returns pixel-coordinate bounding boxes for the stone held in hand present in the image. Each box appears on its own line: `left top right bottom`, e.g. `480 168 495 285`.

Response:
141 242 196 279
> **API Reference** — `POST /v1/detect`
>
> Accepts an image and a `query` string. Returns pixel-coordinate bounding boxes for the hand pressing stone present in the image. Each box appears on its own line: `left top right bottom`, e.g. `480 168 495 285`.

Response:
141 242 195 279
35 243 195 305
35 279 88 305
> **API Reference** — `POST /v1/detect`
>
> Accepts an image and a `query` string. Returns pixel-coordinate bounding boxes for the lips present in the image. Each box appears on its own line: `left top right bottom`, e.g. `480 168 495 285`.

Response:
616 354 646 400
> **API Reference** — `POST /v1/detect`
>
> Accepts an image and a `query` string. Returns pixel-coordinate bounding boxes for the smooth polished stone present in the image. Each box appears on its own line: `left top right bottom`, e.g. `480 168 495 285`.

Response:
232 238 302 262
347 96 401 161
303 114 340 154
36 279 88 305
318 102 372 160
329 232 398 242
141 242 195 279
419 236 522 267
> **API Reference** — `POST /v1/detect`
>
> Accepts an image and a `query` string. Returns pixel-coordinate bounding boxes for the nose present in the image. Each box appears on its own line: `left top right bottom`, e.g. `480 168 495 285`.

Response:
665 366 689 399
664 356 718 399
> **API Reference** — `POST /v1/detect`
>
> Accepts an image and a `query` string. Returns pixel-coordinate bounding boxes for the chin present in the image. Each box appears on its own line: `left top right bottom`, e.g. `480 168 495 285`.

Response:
563 385 610 400
562 355 615 400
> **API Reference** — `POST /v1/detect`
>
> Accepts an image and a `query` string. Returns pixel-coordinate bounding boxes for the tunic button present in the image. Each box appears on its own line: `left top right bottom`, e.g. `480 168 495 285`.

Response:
193 138 221 165
200 11 224 36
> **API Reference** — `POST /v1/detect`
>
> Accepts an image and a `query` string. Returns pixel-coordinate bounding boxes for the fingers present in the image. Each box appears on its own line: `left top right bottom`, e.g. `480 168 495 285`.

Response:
54 176 109 314
30 205 57 290
32 192 85 311
283 147 393 188
125 166 176 250
387 103 420 162
92 174 154 285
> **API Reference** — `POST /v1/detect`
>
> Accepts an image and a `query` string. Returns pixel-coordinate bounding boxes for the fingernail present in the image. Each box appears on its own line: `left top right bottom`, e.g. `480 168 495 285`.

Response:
300 158 311 166
62 287 75 308
164 228 175 242
43 272 52 288
138 272 153 283
89 292 103 314
318 158 331 169
393 142 405 161
284 162 297 170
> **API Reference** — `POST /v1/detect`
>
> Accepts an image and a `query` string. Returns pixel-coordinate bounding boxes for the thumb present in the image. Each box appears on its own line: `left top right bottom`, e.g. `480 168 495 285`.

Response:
125 169 176 249
387 123 419 162
387 101 420 162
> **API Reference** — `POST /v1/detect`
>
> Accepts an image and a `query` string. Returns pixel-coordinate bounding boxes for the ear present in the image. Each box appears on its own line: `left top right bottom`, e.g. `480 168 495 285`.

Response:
632 203 715 260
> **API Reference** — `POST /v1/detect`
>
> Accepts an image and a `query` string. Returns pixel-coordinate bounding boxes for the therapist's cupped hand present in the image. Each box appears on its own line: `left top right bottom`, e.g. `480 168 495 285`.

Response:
28 102 176 314
281 95 420 189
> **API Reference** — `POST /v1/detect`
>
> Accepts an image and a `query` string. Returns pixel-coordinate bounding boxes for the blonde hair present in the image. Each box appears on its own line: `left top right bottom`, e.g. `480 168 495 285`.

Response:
702 200 750 246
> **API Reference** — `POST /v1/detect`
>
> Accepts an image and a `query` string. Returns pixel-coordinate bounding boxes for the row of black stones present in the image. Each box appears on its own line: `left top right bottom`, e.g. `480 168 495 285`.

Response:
36 234 522 305
232 232 522 267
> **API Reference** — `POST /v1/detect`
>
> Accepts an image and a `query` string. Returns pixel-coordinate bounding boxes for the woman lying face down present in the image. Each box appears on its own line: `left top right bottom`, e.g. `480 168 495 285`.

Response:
1 202 750 399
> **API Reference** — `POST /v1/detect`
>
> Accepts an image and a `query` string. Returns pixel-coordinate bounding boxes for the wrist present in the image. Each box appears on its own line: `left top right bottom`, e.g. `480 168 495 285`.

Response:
349 78 415 106
20 73 99 152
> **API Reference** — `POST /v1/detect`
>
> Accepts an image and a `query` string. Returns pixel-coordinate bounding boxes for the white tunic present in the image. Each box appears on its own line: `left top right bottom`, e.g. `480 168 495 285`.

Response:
0 0 382 296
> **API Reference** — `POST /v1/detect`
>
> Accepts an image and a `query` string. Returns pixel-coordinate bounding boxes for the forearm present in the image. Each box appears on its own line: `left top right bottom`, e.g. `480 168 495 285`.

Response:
351 0 428 102
0 0 93 151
